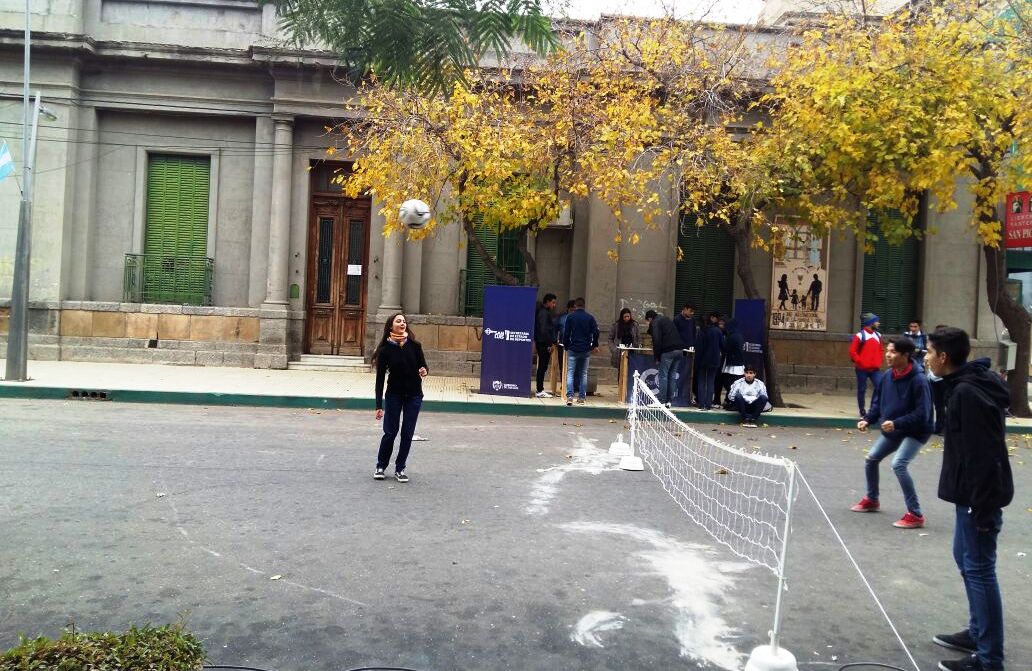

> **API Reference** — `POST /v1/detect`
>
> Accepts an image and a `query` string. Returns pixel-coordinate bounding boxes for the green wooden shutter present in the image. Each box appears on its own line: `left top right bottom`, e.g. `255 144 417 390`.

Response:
464 218 525 316
862 210 919 333
143 155 211 305
675 215 735 316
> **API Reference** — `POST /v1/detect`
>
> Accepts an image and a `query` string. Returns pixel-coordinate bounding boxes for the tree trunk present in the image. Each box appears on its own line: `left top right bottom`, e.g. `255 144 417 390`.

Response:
516 224 540 287
982 241 1031 416
727 220 786 407
462 214 520 286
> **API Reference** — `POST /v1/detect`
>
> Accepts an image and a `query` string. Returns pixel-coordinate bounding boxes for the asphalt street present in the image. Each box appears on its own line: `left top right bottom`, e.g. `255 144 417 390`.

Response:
1 400 1030 671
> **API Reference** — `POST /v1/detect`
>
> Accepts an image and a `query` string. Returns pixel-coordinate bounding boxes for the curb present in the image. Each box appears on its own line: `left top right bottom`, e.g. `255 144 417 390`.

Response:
2 384 1031 434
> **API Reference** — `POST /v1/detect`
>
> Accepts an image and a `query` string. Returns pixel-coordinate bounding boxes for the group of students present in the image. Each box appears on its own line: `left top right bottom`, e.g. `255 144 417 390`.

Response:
640 304 767 421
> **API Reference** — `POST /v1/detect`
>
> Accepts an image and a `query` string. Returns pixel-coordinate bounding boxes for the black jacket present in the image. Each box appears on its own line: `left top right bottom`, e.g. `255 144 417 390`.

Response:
374 339 428 409
535 305 555 345
673 314 698 348
721 319 744 368
648 314 684 360
695 324 723 368
937 359 1013 528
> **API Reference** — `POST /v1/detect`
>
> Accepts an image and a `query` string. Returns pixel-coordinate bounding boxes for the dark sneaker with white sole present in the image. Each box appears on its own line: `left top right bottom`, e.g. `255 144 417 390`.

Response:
373 468 386 480
934 631 977 655
395 471 409 483
938 656 994 671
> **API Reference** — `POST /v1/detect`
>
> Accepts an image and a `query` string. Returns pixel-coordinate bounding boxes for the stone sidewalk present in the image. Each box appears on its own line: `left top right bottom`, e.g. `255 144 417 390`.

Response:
2 359 1030 431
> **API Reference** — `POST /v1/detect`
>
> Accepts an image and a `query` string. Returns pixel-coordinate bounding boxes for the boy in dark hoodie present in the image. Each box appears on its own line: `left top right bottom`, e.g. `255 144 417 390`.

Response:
851 336 932 529
926 327 1012 671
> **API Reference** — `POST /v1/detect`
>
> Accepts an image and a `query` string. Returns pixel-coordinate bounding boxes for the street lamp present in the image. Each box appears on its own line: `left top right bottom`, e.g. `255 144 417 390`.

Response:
4 0 57 382
4 94 57 382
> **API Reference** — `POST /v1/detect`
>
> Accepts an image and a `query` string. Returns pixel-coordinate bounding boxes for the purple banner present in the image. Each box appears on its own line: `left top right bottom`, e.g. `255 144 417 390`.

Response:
734 298 766 379
479 285 538 397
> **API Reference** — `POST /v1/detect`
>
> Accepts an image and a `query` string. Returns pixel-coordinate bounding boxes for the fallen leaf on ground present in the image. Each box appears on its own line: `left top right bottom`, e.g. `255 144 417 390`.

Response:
270 575 282 580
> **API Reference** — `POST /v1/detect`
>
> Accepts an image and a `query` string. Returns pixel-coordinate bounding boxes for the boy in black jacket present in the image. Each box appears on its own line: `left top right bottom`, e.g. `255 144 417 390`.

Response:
926 327 1012 671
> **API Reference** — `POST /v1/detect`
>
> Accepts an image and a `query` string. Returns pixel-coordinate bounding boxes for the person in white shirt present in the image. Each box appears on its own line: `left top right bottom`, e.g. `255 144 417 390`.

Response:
727 365 768 427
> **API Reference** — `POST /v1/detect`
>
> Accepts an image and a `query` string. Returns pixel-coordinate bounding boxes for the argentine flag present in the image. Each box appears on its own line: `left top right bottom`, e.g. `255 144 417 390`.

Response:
0 140 14 182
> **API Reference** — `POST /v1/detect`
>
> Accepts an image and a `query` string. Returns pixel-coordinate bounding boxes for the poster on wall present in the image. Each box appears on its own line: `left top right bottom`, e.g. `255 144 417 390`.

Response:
769 216 830 332
1006 192 1032 248
479 285 538 397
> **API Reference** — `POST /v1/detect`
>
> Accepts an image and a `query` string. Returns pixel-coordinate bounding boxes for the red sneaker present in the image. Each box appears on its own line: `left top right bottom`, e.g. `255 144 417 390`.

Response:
850 496 880 512
893 512 925 528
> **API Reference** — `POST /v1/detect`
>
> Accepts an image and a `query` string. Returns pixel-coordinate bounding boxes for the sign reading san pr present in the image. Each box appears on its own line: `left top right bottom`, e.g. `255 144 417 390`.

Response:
1005 192 1032 248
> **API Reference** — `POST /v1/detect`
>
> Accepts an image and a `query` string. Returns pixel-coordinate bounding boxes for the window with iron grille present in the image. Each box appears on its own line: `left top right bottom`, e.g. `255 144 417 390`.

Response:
137 154 213 305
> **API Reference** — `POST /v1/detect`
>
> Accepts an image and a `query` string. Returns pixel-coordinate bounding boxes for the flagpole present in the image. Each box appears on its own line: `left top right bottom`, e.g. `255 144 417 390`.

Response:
4 0 32 381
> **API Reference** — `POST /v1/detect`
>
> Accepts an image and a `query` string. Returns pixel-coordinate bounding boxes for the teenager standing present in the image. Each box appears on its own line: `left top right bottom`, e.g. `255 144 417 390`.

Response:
851 337 932 529
373 313 428 483
850 312 883 417
927 327 1013 671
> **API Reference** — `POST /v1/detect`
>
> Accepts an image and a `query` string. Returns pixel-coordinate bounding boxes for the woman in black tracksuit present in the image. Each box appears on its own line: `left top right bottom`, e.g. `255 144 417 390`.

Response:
373 313 428 483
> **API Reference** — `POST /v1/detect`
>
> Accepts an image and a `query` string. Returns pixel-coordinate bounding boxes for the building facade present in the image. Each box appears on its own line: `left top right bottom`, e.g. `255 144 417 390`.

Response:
0 0 1009 389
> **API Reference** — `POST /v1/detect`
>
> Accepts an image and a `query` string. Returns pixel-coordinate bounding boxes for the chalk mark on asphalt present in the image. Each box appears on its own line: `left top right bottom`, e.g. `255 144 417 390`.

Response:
525 434 620 516
157 476 368 608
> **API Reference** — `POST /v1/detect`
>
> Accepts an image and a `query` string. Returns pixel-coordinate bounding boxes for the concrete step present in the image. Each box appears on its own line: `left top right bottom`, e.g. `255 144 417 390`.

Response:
298 354 366 365
288 361 370 372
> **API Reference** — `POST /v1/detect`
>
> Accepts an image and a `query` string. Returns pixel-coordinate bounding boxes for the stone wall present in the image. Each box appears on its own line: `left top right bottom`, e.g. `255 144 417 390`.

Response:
0 301 261 367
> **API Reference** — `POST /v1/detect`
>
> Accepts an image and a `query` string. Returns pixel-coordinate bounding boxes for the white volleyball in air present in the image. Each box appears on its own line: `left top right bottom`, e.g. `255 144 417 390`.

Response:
398 199 432 229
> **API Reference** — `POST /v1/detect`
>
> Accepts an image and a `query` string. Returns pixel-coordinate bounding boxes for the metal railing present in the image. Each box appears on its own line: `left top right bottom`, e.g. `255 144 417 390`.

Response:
123 253 214 306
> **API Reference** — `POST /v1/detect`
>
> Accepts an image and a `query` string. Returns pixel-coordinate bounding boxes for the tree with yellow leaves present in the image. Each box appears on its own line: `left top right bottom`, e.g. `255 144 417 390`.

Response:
763 0 1032 414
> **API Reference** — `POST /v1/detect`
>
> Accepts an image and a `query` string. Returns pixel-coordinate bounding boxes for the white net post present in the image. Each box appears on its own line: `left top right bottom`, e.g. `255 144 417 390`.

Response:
770 461 796 652
629 370 640 449
626 374 798 671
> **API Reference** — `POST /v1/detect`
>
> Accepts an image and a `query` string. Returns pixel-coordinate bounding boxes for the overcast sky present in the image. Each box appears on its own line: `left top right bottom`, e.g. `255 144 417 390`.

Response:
543 0 767 24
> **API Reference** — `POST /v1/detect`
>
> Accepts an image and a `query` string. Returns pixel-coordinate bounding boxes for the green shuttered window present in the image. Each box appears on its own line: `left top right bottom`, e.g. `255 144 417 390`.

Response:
675 215 735 317
862 210 919 333
143 154 212 305
463 220 525 317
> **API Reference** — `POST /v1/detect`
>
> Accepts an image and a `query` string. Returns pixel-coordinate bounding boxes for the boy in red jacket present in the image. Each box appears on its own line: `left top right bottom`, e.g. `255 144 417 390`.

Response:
850 312 883 417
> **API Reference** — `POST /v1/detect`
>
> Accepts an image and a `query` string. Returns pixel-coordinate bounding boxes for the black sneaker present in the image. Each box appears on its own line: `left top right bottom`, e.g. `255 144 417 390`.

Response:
373 468 386 480
938 656 983 671
934 631 977 655
395 471 409 483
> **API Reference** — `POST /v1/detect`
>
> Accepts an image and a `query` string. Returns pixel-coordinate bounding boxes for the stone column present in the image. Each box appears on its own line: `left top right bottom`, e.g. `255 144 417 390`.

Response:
248 115 274 308
263 115 293 307
378 231 404 316
402 236 423 314
256 115 293 369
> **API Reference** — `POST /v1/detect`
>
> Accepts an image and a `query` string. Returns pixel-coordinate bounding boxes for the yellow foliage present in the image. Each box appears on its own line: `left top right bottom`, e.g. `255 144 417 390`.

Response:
763 0 1032 247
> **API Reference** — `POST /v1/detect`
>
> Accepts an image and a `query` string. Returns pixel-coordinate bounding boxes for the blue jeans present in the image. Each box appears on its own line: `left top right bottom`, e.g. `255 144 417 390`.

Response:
377 393 423 472
864 434 924 515
856 369 881 414
676 353 694 406
566 350 590 399
656 350 682 403
696 366 718 409
953 505 1004 669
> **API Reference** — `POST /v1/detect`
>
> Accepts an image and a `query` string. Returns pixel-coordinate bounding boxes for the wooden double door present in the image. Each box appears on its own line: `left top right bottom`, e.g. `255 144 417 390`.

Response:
304 196 370 355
